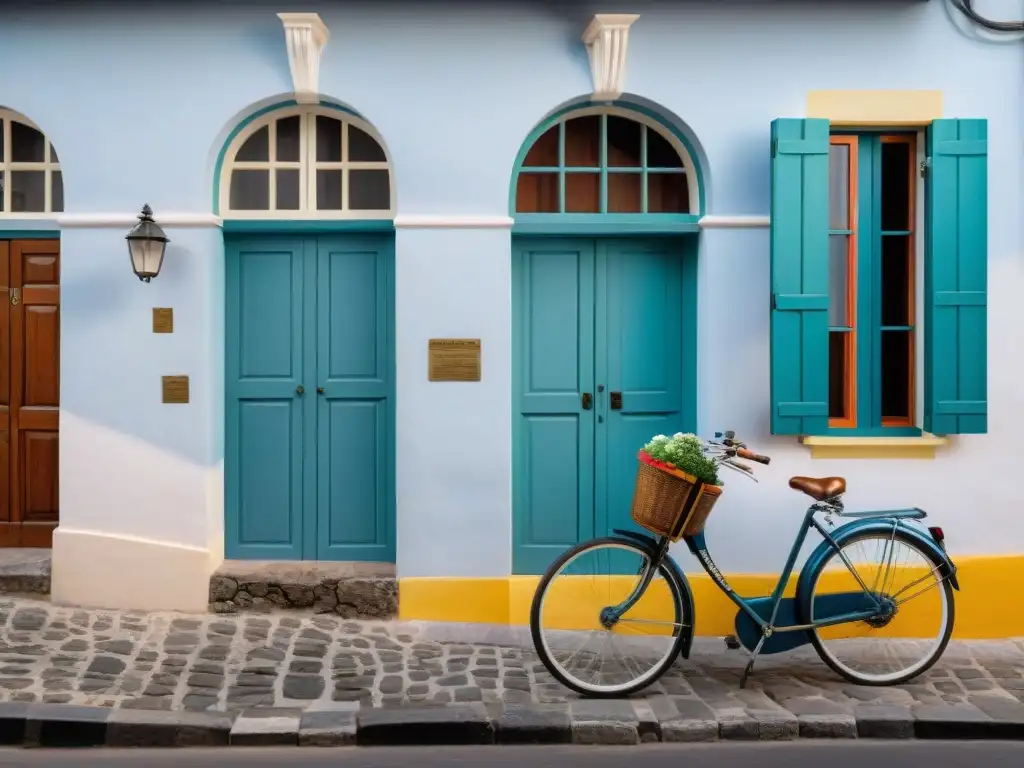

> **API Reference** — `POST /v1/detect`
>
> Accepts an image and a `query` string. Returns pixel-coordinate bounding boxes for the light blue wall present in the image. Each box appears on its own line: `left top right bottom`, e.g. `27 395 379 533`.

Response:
1 0 1021 570
3 1 1018 218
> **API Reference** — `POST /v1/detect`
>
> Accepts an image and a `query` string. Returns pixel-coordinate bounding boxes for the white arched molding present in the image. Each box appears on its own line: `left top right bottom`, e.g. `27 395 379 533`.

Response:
0 109 63 217
219 105 394 220
515 104 701 216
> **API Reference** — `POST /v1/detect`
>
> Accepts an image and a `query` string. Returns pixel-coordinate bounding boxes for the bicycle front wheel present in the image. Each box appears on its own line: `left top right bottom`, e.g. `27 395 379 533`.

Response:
808 530 955 685
529 536 689 697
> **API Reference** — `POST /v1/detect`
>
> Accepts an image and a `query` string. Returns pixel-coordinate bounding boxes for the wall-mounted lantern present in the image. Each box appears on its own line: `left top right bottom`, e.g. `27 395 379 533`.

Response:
126 204 169 282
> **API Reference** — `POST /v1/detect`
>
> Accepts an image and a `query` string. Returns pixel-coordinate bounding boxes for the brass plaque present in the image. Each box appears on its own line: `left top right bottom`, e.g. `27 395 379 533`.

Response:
162 375 190 404
153 307 174 333
428 338 481 382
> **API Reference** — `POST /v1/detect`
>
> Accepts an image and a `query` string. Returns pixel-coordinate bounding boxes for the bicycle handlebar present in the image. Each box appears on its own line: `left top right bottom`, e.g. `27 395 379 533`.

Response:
736 448 771 465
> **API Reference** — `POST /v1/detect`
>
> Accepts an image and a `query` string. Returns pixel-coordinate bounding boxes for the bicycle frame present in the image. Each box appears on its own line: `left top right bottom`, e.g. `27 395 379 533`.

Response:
682 501 887 637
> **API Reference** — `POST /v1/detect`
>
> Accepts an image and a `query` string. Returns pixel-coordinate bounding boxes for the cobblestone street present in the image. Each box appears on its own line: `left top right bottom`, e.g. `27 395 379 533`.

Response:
1 596 1024 743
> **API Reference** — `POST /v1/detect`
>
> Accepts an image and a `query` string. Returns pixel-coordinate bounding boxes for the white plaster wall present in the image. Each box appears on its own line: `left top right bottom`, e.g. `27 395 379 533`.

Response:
53 226 224 610
395 227 513 578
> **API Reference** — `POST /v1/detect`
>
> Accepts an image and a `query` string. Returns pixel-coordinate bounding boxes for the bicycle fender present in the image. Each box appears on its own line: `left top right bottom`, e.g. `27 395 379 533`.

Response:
611 529 696 659
794 519 959 624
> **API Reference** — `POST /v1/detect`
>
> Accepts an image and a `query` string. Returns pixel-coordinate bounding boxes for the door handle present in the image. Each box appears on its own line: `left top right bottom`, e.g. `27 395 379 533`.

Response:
10 288 20 306
581 392 593 410
317 387 324 394
610 391 622 410
296 386 305 396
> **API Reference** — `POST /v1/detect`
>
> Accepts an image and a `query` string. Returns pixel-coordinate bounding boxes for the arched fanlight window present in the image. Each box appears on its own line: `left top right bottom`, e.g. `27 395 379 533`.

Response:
513 107 698 216
220 106 393 218
0 109 63 215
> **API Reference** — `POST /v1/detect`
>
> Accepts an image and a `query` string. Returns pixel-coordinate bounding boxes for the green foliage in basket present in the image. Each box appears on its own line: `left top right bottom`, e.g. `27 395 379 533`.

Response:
642 432 721 486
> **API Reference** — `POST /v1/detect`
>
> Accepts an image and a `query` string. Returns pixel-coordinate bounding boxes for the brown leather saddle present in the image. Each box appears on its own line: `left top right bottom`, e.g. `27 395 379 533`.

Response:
789 476 846 501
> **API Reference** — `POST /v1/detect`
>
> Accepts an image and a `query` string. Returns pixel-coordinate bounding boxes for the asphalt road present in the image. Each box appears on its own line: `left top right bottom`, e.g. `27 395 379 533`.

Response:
1 743 1023 767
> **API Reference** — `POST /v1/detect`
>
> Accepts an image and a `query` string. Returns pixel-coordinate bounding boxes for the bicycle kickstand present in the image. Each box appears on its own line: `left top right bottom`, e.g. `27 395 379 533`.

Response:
739 632 769 689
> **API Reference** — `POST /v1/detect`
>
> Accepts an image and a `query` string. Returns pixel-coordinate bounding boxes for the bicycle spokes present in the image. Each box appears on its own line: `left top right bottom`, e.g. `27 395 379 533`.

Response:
809 532 951 683
532 540 687 696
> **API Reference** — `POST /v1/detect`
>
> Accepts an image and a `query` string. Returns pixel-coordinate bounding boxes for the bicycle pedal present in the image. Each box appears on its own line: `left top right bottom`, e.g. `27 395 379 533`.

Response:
724 634 741 650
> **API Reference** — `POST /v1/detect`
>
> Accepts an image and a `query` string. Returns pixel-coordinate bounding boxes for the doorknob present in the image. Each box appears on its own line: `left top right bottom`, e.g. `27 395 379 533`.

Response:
9 288 20 306
610 391 622 410
581 392 593 410
296 386 305 396
317 387 324 394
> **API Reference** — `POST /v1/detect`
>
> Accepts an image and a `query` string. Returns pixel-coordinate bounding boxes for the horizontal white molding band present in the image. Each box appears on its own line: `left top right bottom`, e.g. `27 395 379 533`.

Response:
41 212 771 230
393 214 514 229
698 215 770 228
57 213 223 228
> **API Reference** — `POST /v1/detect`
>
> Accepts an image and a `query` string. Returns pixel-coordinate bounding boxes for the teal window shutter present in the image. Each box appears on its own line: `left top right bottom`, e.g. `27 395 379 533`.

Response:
924 119 988 435
769 118 831 435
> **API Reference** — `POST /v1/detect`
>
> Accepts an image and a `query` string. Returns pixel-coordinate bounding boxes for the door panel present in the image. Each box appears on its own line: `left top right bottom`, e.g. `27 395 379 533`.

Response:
600 240 689 541
316 237 393 561
513 240 595 574
1 240 60 547
513 236 695 574
225 238 309 559
0 243 10 532
225 234 394 562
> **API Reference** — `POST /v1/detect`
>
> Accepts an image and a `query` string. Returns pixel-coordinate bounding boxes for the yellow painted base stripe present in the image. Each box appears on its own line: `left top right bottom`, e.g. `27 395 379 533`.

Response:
398 554 1024 639
806 89 943 126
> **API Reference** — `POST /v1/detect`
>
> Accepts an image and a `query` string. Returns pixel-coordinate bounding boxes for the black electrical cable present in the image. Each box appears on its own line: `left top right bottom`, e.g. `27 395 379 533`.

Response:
950 0 1024 32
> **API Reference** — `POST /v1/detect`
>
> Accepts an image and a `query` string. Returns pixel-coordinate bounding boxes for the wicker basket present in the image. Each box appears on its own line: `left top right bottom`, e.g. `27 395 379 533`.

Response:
677 483 723 537
630 452 724 540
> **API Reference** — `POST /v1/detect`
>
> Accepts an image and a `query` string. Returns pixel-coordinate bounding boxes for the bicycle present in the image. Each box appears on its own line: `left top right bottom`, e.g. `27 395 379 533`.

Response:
529 430 959 697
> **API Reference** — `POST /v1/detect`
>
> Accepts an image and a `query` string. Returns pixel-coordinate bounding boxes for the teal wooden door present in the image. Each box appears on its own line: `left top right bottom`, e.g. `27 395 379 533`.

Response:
512 240 596 575
225 234 394 562
513 237 694 574
316 237 394 561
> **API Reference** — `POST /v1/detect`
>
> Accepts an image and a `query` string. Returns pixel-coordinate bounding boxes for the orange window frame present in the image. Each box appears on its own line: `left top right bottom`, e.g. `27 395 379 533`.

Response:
879 134 917 428
829 135 858 429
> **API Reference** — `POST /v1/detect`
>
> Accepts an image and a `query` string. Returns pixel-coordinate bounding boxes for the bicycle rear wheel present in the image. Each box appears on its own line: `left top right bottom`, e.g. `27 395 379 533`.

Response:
807 530 955 685
529 536 689 697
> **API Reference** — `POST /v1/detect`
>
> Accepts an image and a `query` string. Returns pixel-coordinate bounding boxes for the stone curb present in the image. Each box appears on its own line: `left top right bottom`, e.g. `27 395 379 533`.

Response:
1 700 1023 748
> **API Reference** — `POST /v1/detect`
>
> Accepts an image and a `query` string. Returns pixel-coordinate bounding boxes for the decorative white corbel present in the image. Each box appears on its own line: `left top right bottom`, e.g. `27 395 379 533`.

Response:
582 14 640 101
277 13 330 105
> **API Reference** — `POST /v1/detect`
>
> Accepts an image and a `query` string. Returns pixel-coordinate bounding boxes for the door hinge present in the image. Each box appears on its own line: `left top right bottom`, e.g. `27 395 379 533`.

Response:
9 288 20 306
920 157 931 178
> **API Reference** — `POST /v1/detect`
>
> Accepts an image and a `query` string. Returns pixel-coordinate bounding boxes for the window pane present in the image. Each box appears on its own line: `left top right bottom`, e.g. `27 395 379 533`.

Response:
881 141 911 231
648 173 688 213
881 330 912 420
608 173 641 213
348 125 386 163
0 121 4 159
276 169 300 210
647 128 683 169
564 116 600 167
828 330 850 420
523 126 558 167
11 121 45 163
881 235 911 326
349 169 390 210
276 116 301 162
316 115 342 162
515 173 559 213
236 126 269 162
316 169 342 210
565 173 599 213
606 116 641 167
10 171 45 212
229 169 269 210
0 171 3 211
51 171 64 212
828 235 850 327
828 143 850 230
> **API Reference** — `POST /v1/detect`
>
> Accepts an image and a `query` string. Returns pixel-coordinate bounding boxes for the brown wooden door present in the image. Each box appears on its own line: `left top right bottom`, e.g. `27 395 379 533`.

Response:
0 240 60 547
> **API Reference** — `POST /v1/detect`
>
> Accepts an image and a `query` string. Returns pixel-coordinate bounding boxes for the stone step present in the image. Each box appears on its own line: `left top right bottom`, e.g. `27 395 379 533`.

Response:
0 548 51 595
209 560 397 619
